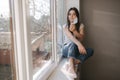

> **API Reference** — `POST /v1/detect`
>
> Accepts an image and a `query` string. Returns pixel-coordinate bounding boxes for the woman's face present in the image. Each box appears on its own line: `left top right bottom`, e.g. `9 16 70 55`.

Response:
68 10 77 23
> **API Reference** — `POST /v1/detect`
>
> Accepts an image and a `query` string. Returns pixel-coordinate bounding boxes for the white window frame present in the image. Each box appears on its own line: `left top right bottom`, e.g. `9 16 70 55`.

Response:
12 0 58 80
12 0 33 80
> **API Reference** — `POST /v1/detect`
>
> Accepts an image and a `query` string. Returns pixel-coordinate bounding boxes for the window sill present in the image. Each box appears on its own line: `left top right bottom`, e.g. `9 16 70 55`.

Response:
33 60 57 80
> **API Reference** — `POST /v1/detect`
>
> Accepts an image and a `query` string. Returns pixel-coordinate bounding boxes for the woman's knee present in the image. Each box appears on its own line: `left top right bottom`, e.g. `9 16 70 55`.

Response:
69 42 77 49
86 48 94 56
62 46 68 57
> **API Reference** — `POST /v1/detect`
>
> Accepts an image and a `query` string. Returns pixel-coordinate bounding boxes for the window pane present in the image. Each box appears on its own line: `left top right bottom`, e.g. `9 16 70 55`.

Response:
56 0 64 61
29 0 52 74
0 0 16 80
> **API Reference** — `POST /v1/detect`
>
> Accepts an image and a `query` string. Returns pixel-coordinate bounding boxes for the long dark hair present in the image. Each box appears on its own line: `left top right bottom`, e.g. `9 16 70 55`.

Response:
67 7 80 32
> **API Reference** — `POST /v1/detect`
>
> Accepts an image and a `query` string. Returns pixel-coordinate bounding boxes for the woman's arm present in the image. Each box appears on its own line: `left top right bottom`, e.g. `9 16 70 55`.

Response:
63 25 86 54
73 24 85 41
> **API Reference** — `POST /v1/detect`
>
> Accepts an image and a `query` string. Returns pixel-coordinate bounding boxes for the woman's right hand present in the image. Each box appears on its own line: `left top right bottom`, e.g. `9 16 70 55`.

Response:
69 24 76 32
77 44 87 55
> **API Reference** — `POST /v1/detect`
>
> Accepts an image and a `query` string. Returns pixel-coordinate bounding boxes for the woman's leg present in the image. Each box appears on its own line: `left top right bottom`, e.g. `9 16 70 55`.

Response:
63 42 79 78
68 42 81 64
68 57 77 78
69 57 75 71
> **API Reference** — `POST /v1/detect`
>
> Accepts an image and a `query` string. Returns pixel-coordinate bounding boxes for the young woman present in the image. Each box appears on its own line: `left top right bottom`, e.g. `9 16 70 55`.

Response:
62 7 94 78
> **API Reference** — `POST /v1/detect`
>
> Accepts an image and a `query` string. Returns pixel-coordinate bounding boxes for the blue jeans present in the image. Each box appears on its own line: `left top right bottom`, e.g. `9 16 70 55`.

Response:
62 42 94 63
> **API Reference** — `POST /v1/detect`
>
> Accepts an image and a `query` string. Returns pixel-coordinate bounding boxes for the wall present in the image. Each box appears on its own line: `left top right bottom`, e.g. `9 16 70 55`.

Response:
80 0 120 80
64 0 80 24
66 0 79 11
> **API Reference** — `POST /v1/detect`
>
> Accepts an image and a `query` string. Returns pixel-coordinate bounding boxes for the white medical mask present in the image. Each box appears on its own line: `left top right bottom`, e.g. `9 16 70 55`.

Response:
72 18 78 24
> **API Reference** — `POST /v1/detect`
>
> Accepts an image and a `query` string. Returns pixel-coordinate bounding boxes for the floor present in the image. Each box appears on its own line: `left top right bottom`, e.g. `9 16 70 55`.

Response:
48 58 81 80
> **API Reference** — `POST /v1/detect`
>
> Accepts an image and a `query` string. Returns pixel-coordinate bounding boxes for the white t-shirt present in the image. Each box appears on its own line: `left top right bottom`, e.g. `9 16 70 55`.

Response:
63 23 84 44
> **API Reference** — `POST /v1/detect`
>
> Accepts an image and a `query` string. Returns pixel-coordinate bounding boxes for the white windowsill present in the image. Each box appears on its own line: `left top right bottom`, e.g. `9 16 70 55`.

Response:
33 60 57 80
48 58 75 80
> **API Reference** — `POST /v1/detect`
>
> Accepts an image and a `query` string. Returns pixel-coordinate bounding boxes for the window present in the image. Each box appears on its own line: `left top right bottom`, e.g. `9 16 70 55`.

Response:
56 0 66 62
29 0 52 74
12 0 56 80
0 0 16 80
0 0 69 80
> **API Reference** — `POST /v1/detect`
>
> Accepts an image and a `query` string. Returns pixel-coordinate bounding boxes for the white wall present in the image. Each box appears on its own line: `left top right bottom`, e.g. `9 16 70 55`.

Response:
66 0 80 12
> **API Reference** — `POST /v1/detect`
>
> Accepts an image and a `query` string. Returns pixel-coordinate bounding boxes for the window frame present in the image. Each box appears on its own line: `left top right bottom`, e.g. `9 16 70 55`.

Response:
12 0 58 80
12 0 32 80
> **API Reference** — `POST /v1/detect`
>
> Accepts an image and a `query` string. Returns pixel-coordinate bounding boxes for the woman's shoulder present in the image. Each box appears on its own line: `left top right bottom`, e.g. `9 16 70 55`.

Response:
80 23 84 27
80 23 85 28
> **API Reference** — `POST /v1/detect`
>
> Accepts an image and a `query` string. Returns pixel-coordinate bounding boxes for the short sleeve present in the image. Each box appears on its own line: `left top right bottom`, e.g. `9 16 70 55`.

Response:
80 23 85 29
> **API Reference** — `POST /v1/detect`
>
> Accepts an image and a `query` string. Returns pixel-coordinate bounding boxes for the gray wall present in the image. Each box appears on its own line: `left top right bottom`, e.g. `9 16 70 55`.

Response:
80 0 120 80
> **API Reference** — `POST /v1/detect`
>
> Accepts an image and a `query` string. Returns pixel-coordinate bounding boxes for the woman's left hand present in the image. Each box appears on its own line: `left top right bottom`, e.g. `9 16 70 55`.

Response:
77 44 87 55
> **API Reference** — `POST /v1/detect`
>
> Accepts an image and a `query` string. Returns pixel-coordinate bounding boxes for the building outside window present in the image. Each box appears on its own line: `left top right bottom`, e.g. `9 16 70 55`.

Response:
0 0 16 80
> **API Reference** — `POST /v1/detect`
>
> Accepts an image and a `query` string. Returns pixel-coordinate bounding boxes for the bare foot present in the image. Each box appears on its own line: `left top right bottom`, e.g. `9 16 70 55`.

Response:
68 66 77 78
62 61 70 71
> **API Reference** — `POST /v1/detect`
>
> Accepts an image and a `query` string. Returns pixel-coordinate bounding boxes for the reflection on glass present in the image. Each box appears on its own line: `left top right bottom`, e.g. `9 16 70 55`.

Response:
0 0 16 80
29 0 52 74
56 0 64 61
